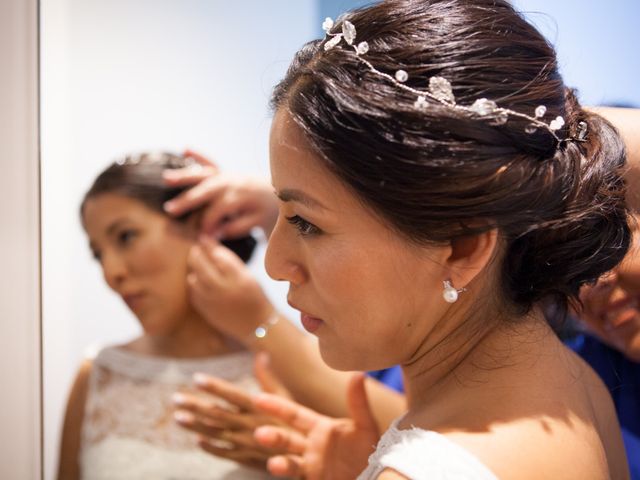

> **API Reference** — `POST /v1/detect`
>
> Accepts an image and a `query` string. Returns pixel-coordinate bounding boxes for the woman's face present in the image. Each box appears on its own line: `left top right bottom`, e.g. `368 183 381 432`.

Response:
82 193 196 336
580 219 640 362
265 110 452 372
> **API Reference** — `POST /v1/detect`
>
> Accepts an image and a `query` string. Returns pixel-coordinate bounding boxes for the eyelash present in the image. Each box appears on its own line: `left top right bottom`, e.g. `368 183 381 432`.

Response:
285 215 322 237
90 229 138 262
118 229 137 246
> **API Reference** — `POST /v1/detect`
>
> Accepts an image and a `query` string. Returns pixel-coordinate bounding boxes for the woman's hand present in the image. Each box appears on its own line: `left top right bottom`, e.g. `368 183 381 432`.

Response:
187 235 275 341
253 373 380 479
173 353 291 470
163 150 278 238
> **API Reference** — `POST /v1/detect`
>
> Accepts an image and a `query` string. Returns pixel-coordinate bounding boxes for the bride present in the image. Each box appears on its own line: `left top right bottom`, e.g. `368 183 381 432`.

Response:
56 152 269 480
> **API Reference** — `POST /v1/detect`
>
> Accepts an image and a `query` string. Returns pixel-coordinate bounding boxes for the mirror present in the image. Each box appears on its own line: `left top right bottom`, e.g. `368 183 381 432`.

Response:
40 0 639 478
40 1 322 478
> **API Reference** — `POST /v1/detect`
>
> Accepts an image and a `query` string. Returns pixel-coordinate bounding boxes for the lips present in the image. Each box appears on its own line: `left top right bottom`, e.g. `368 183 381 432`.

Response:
602 295 640 328
122 292 146 311
288 299 324 334
300 313 323 333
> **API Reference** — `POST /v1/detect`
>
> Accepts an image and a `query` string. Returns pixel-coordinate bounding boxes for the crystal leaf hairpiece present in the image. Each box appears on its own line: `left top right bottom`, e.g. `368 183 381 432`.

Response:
115 152 199 169
322 17 588 144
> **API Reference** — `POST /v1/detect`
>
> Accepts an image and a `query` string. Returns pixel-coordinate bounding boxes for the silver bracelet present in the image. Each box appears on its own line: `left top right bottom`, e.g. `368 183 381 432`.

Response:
254 313 279 339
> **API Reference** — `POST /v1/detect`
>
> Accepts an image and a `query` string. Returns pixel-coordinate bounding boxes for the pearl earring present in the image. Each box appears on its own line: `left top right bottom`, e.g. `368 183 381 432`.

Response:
443 280 466 303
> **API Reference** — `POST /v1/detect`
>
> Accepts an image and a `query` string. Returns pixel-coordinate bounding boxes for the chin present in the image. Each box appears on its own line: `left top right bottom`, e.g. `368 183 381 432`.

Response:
318 340 389 372
623 341 640 363
138 316 176 337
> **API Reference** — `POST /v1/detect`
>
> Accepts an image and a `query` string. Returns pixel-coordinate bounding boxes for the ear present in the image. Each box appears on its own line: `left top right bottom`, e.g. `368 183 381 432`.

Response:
174 209 203 240
444 228 499 289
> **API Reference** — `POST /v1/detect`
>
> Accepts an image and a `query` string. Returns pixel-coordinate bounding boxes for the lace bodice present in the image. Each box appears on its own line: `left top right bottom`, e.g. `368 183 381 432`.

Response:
357 418 498 480
80 346 272 479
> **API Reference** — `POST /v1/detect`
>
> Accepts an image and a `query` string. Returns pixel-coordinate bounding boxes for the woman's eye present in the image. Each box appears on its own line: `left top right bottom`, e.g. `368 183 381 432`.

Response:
285 215 321 236
117 229 137 246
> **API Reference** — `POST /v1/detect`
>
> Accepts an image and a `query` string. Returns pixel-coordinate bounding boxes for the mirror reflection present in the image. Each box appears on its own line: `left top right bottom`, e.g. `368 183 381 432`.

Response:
41 1 318 478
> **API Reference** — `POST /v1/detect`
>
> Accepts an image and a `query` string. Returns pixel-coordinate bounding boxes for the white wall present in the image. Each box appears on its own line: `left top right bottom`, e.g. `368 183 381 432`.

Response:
0 0 41 478
512 0 640 106
41 1 315 478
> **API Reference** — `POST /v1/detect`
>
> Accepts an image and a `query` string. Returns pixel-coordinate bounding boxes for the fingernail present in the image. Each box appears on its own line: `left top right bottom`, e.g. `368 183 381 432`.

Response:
172 392 188 405
256 351 270 366
254 426 271 439
212 229 225 241
194 372 209 385
164 201 175 212
174 410 194 423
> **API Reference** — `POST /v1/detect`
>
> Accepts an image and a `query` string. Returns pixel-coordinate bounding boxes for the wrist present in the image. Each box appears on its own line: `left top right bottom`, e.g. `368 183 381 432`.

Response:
246 310 280 348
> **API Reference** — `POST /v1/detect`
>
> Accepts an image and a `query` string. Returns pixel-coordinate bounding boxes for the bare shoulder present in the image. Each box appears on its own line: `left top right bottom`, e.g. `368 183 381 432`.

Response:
440 351 627 480
376 468 409 480
66 358 93 412
57 359 93 480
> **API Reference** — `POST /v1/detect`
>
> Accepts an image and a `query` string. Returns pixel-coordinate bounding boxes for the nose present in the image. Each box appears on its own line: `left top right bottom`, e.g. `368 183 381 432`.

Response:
264 216 306 287
100 249 128 290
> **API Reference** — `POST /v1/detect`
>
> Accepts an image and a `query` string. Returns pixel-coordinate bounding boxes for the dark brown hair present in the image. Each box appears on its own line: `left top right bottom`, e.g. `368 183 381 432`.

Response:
81 152 256 263
272 0 630 314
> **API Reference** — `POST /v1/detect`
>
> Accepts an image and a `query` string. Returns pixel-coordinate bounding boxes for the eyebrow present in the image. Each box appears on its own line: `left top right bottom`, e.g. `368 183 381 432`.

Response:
276 189 327 210
106 218 131 236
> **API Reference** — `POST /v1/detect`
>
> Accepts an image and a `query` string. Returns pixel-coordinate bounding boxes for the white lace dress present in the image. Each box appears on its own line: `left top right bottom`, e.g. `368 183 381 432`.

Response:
358 418 498 480
80 346 272 480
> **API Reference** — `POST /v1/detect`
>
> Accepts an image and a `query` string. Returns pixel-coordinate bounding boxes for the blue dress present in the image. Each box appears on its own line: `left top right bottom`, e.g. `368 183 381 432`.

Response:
367 366 404 393
565 334 640 480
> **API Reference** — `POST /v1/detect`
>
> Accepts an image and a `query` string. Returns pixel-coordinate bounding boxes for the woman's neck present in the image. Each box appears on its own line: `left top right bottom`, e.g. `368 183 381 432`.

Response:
133 311 240 359
400 307 561 427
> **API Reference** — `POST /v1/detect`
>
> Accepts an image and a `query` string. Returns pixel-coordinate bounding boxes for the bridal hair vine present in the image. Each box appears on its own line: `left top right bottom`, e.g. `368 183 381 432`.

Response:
115 152 200 170
321 17 588 144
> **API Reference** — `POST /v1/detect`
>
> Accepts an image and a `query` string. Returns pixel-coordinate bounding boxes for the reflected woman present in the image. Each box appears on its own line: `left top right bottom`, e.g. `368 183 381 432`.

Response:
56 152 270 480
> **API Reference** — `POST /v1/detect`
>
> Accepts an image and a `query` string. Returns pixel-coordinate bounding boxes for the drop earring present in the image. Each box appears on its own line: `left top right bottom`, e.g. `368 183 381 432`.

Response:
443 280 466 303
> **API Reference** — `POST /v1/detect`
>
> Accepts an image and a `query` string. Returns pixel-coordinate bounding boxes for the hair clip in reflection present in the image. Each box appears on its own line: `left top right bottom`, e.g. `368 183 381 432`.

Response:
113 152 199 168
321 17 588 145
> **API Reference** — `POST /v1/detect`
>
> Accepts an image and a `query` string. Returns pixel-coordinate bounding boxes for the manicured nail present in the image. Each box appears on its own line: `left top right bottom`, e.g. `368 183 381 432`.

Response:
194 372 209 385
174 410 194 423
164 201 176 212
172 392 188 405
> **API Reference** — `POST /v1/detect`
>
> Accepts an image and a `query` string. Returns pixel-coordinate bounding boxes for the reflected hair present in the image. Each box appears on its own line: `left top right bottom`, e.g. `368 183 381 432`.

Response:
81 152 256 263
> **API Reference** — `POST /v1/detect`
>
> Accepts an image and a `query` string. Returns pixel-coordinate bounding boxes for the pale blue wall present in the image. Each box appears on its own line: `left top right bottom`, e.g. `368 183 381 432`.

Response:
318 0 640 106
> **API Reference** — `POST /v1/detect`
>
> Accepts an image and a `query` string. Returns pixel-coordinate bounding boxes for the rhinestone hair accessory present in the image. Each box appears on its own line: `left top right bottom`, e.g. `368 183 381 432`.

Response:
322 17 588 144
114 151 200 170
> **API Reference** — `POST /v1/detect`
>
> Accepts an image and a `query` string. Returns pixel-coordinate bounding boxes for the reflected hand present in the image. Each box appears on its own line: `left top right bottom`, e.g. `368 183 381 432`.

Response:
163 149 278 238
173 353 291 470
253 373 379 479
187 235 274 341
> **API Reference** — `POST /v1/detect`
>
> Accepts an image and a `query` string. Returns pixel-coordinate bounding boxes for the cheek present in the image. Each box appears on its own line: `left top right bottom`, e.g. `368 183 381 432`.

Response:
310 240 441 325
133 241 190 301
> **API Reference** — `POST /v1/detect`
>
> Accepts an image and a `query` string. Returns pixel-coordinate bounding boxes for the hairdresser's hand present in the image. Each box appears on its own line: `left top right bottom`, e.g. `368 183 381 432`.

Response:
188 235 275 341
173 353 291 470
163 150 278 238
253 373 378 479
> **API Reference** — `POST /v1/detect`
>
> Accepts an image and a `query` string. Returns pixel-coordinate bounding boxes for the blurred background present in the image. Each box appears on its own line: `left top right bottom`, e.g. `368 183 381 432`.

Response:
40 1 639 478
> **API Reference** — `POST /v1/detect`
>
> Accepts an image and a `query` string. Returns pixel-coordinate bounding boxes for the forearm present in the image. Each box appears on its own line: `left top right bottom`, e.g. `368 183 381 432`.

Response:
249 314 406 430
591 107 640 210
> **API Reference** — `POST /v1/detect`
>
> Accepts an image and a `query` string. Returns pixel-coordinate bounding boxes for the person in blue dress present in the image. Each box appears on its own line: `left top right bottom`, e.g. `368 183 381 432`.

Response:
565 222 640 479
